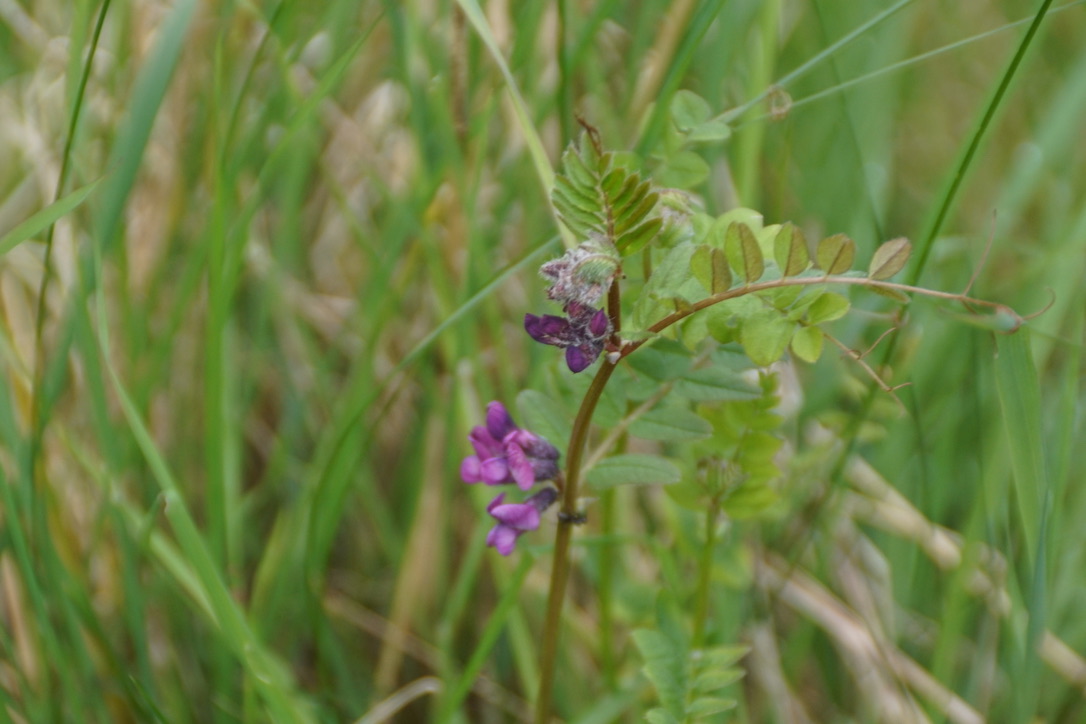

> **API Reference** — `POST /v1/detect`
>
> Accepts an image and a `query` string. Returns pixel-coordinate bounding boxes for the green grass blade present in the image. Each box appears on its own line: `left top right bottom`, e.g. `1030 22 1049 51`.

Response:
0 178 102 257
908 0 1056 283
993 331 1047 563
93 0 197 250
454 0 574 248
89 236 315 724
436 554 534 722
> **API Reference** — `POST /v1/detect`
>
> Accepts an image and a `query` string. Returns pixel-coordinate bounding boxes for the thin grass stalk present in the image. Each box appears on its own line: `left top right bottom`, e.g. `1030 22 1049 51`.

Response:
908 0 1057 281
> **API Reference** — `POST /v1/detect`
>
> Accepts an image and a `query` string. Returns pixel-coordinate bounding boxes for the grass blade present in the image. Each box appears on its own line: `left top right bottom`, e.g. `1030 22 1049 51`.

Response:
993 331 1047 563
0 178 101 257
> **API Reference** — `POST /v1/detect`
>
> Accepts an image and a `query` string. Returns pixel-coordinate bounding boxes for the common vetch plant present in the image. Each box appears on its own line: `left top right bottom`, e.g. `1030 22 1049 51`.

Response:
460 123 1025 724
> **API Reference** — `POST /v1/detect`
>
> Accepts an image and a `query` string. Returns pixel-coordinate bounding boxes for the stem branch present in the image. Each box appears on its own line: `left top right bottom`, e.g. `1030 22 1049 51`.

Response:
623 274 1019 357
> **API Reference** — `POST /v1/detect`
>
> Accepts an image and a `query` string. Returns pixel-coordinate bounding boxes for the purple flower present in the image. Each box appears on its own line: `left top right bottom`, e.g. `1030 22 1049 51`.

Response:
460 402 560 490
525 303 611 373
485 487 559 555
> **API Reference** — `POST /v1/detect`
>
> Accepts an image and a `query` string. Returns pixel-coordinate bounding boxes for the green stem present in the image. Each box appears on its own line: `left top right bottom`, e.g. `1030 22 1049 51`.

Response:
691 495 722 651
533 355 618 724
624 273 1019 357
598 487 617 688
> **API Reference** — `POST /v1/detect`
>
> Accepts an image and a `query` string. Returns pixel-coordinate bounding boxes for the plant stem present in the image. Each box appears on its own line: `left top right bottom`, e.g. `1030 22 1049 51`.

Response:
534 355 618 724
623 273 1020 357
691 495 721 651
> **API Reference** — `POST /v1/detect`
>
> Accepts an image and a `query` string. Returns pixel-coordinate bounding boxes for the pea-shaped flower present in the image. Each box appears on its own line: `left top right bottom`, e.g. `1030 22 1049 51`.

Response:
460 402 560 490
524 302 610 373
485 487 559 556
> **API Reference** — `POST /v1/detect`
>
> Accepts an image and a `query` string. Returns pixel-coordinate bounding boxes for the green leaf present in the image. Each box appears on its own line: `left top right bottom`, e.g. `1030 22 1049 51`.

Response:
867 236 911 280
624 341 694 381
716 208 764 232
694 669 745 693
552 189 602 237
610 174 644 210
672 89 712 130
554 173 599 212
686 697 738 716
646 709 680 724
658 150 709 188
617 217 663 255
516 390 570 455
815 233 855 274
614 191 659 235
586 454 682 490
723 480 780 518
806 291 850 324
868 284 911 303
790 326 824 363
629 407 713 442
703 294 761 343
561 143 598 191
632 630 686 716
691 245 732 295
772 222 809 277
645 243 702 302
701 645 750 668
596 149 612 174
696 216 728 249
686 119 731 143
599 167 626 198
739 310 793 367
676 366 760 401
0 177 103 257
724 222 764 283
766 284 806 313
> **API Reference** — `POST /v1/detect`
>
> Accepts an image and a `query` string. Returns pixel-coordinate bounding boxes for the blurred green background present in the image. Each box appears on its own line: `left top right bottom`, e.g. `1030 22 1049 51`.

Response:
0 0 1083 721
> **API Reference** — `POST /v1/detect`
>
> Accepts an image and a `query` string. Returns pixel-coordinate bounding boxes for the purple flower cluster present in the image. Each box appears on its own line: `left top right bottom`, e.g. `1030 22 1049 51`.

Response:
462 401 560 555
525 303 610 373
524 241 618 373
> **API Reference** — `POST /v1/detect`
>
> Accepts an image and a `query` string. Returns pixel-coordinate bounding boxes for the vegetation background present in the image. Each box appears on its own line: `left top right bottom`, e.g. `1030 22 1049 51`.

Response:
0 0 1083 721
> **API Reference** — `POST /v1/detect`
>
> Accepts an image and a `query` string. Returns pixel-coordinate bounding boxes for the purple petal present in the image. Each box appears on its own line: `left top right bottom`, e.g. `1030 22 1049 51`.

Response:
525 313 573 346
565 346 590 373
510 430 559 460
460 456 482 483
526 486 559 511
480 457 511 485
588 309 610 337
486 525 518 555
468 427 503 460
486 493 506 512
485 401 517 439
530 458 559 481
505 443 536 490
489 503 541 531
